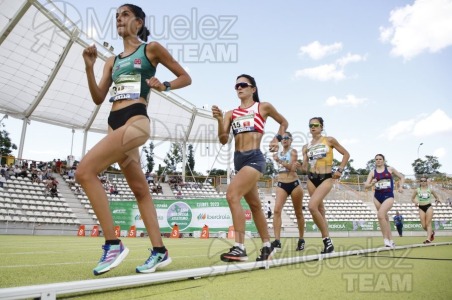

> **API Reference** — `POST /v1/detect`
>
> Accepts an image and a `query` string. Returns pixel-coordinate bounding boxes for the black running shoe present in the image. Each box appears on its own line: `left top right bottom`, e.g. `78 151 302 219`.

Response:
430 231 435 241
296 238 305 251
321 237 334 254
256 246 275 261
271 240 282 252
220 246 248 262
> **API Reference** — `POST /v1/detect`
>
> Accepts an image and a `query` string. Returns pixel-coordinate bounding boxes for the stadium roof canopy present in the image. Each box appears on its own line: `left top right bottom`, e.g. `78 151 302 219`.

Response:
0 0 218 159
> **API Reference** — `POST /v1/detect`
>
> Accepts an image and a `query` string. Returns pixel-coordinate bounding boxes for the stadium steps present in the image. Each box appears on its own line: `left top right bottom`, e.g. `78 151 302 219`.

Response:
53 174 96 226
158 183 174 197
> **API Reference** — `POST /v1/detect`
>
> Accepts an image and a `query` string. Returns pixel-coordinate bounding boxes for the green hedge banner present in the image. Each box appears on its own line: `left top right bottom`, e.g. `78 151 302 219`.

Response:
110 198 257 233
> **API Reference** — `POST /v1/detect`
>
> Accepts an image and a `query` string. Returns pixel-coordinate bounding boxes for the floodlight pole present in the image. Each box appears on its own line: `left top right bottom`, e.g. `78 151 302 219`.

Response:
417 142 423 158
70 129 75 156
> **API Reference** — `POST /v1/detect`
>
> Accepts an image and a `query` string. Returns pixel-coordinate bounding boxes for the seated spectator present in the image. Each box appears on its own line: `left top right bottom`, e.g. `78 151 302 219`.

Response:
146 173 155 185
0 175 6 187
176 190 182 199
31 169 40 183
74 186 82 195
110 184 119 195
18 166 28 178
157 184 163 194
49 185 58 198
67 168 75 180
13 165 21 176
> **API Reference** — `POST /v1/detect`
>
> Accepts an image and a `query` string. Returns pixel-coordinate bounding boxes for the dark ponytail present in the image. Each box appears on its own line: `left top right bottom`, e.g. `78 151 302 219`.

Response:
236 74 260 102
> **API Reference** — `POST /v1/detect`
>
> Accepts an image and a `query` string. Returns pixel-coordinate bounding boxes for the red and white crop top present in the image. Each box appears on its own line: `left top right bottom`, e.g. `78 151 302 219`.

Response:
231 102 266 136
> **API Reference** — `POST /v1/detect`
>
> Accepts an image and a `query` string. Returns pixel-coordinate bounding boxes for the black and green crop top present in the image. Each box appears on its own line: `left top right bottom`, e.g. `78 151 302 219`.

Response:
110 43 156 102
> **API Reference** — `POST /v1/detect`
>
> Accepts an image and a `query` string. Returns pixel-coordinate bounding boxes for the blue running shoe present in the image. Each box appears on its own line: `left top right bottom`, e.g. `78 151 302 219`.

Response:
93 242 129 276
136 249 172 273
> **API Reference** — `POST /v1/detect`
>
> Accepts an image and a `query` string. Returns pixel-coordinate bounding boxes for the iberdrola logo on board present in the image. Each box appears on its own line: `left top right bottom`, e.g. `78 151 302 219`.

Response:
167 202 192 230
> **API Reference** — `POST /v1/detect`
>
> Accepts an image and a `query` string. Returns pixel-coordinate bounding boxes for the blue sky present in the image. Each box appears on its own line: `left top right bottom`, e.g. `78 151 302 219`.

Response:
3 0 452 176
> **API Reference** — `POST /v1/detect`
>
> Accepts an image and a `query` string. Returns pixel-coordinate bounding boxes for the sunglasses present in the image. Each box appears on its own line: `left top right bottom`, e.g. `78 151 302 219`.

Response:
309 123 321 128
282 136 291 140
420 179 427 182
234 82 253 90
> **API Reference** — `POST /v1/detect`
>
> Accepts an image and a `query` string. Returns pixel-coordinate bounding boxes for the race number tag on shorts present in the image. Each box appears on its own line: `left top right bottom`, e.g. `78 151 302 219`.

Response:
375 179 391 190
232 113 255 134
109 74 141 102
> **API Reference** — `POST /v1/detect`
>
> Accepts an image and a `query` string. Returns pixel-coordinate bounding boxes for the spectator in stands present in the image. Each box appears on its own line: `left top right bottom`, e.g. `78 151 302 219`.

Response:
176 190 182 199
364 154 405 248
49 184 58 198
393 211 404 237
13 165 21 177
18 165 28 178
74 186 82 195
298 117 349 254
411 176 441 244
272 131 305 252
77 3 191 276
212 73 288 262
110 184 119 195
51 159 57 173
31 169 39 183
0 175 6 187
156 184 163 194
67 168 75 180
264 200 272 219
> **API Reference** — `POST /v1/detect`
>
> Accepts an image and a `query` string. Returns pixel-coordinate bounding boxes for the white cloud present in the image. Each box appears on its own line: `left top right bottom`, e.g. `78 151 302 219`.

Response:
336 53 367 67
294 64 345 81
381 109 452 140
379 0 452 60
382 119 416 140
298 41 343 60
412 109 452 136
325 94 368 107
294 53 366 81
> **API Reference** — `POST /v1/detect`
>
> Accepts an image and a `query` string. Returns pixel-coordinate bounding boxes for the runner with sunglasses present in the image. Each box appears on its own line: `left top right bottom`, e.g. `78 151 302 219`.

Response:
212 74 288 262
364 154 405 248
300 117 349 254
271 132 305 252
411 176 441 244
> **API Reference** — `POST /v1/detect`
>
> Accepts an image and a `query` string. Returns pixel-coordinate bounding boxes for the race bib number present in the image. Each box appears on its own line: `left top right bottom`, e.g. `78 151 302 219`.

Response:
109 74 141 102
308 144 328 161
419 192 430 199
232 114 255 134
375 179 391 190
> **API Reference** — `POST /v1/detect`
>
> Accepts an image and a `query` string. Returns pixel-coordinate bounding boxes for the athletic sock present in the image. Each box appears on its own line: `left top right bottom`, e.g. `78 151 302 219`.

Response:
234 243 245 250
106 239 121 245
153 246 167 254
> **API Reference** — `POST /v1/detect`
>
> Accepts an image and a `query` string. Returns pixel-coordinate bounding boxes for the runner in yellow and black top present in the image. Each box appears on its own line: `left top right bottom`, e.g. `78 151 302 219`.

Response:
300 117 350 254
411 176 441 244
78 3 191 276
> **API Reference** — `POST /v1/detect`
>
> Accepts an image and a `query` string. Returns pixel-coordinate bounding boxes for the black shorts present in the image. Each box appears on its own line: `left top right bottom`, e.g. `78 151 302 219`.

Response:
234 149 266 173
308 173 332 188
277 180 301 195
108 103 149 130
419 204 432 213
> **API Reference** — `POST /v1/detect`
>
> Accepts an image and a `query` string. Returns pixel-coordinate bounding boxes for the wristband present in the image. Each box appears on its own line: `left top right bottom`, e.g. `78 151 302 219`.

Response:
275 134 283 142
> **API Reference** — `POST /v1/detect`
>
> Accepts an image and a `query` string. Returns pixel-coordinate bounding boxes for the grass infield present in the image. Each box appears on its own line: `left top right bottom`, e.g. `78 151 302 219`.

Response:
1 235 451 299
